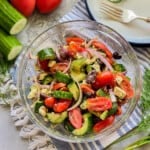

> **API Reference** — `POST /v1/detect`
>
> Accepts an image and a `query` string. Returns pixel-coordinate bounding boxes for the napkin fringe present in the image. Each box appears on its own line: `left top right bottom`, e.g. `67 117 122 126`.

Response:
0 76 57 150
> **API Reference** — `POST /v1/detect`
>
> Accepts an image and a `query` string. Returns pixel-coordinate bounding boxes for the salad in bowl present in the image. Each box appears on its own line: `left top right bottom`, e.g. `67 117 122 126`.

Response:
18 20 141 142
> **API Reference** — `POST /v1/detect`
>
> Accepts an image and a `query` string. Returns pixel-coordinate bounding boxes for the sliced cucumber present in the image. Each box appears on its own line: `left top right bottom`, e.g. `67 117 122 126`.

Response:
108 102 118 116
34 101 43 113
0 29 22 60
47 111 68 124
72 113 92 136
68 82 79 100
52 90 73 99
55 71 72 84
0 0 27 35
38 48 56 60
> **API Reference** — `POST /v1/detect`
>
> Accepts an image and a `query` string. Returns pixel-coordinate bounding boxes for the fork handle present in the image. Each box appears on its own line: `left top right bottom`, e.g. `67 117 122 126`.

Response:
136 16 150 22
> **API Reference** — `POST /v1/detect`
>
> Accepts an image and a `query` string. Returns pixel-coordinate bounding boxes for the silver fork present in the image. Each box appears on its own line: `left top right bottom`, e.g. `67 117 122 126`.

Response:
100 1 150 23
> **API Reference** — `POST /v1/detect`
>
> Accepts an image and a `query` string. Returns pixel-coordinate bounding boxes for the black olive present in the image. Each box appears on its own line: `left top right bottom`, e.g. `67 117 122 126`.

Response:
113 52 122 59
86 70 97 84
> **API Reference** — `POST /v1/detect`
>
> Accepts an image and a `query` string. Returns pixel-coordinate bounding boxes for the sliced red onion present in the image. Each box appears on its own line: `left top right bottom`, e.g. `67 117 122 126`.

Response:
28 52 37 60
80 51 88 58
49 80 56 91
67 81 83 111
54 48 62 61
109 89 117 102
63 59 71 73
86 48 113 71
85 38 98 48
60 46 68 57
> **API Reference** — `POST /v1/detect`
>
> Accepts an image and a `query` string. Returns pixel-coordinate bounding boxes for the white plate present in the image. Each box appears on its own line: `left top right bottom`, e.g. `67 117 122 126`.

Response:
86 0 150 44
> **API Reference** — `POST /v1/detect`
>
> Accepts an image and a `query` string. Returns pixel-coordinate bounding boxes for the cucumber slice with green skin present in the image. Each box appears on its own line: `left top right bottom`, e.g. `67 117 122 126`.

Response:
68 82 79 101
42 76 53 84
72 113 93 136
108 102 118 116
0 29 22 60
55 71 72 84
0 0 27 35
38 48 56 61
47 111 68 124
96 89 108 97
34 101 43 113
52 90 73 99
64 121 75 132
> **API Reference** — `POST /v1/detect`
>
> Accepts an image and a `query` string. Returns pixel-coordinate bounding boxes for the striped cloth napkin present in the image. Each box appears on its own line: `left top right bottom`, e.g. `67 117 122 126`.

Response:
12 0 150 149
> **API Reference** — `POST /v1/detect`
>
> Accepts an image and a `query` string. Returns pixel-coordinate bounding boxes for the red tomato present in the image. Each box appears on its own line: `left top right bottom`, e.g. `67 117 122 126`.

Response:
66 37 84 45
44 97 56 108
52 83 66 90
38 59 49 71
115 73 134 99
69 108 83 129
36 0 62 14
80 84 95 95
50 63 68 73
10 0 36 17
93 116 115 133
87 97 112 111
92 40 113 59
53 99 71 113
93 71 114 89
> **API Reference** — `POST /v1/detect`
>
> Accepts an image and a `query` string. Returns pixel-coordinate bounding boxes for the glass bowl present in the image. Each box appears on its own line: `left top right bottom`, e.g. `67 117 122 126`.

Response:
17 20 142 143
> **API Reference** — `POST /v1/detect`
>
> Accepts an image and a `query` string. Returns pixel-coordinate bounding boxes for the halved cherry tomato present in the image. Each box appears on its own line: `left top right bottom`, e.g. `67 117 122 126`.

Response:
44 97 56 108
92 71 114 89
87 97 112 111
69 107 83 129
93 116 115 133
38 59 49 72
92 40 113 59
50 63 68 73
115 73 134 99
69 42 85 52
53 99 71 113
66 37 85 45
80 84 95 95
92 40 113 64
52 83 66 90
36 0 62 14
10 0 36 17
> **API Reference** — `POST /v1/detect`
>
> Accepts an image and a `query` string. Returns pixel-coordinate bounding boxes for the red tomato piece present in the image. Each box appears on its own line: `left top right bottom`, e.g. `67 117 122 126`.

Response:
93 71 114 89
36 0 62 14
50 63 68 73
44 97 56 108
87 97 112 111
69 42 85 52
92 41 113 59
38 59 49 72
52 83 66 90
66 37 85 45
10 0 36 17
93 116 115 133
80 84 95 95
53 99 71 113
69 108 83 129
